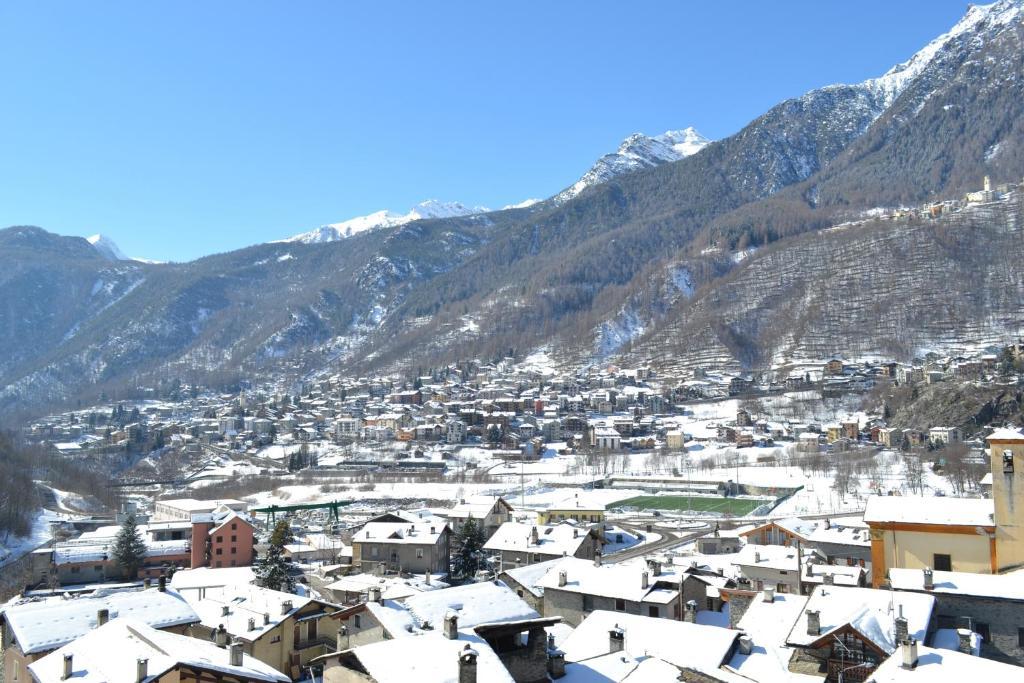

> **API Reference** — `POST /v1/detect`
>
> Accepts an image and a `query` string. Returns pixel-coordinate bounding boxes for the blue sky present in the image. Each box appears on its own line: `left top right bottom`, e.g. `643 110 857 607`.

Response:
0 1 968 261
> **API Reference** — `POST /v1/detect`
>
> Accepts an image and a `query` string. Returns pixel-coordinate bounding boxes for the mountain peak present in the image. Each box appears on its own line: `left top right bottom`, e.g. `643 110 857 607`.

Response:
280 200 491 244
555 127 712 203
86 234 128 261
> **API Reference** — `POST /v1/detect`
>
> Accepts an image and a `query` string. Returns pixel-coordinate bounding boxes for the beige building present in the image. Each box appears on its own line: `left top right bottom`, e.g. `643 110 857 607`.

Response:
865 495 995 587
987 428 1024 572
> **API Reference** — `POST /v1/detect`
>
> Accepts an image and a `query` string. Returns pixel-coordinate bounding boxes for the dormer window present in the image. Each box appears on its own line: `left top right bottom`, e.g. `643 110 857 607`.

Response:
1004 450 1015 473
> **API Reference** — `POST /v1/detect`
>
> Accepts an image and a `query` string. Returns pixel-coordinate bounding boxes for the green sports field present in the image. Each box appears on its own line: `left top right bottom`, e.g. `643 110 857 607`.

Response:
611 495 769 516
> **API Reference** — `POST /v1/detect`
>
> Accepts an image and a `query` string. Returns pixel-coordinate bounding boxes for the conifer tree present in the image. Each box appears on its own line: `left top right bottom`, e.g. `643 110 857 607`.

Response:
451 517 487 579
111 513 148 579
255 520 296 592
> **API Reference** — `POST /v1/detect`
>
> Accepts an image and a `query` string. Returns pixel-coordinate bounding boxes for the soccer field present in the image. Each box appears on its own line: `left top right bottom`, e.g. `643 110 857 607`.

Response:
611 495 770 516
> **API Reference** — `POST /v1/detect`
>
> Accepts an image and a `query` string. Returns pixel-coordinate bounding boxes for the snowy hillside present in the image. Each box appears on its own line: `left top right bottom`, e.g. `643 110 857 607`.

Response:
282 200 490 244
555 127 712 203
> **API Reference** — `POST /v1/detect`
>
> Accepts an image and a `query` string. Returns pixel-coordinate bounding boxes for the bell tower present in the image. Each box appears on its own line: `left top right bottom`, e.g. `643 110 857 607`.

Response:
986 429 1024 571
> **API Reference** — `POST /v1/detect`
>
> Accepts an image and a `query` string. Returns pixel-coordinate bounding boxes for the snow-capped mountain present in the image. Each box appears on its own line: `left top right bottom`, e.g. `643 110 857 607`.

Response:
555 127 712 203
283 200 491 244
86 234 128 261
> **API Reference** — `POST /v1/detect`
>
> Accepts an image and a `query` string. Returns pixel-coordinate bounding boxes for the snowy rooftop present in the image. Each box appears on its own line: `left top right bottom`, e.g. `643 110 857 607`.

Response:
786 585 934 654
364 599 419 638
986 427 1024 442
888 567 1024 601
864 495 993 527
353 521 448 545
402 581 539 629
726 592 818 683
183 583 313 641
499 557 562 598
869 644 1024 681
483 522 592 556
447 495 507 518
340 631 514 683
27 618 287 683
537 557 680 602
325 572 447 600
559 610 738 673
2 588 199 655
169 566 256 593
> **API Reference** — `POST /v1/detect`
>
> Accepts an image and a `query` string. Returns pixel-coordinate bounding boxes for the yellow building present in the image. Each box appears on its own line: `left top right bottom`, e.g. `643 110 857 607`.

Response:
864 495 995 588
986 428 1024 572
537 498 605 526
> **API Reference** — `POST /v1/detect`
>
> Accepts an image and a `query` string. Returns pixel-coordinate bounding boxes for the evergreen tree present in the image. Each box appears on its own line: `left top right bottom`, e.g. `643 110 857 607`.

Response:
255 520 296 592
111 513 148 578
451 517 487 580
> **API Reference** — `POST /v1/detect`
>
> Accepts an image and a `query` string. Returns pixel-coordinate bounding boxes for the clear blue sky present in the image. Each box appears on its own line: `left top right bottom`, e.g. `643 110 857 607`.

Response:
0 1 968 262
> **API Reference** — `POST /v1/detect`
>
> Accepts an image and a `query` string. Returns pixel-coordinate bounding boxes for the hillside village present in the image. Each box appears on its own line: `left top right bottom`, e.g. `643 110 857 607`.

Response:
6 327 1024 682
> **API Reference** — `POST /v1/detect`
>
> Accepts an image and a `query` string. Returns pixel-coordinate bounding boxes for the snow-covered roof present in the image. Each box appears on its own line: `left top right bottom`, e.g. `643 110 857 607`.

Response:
403 581 538 629
364 599 419 638
27 618 287 683
786 585 934 654
986 427 1024 442
726 592 817 682
560 610 738 673
868 644 1023 681
340 631 514 683
888 567 1024 601
183 583 314 641
2 588 199 655
537 557 680 602
500 558 562 598
169 566 255 592
325 572 447 601
735 543 806 571
447 496 508 518
353 521 449 546
864 495 993 527
483 522 591 556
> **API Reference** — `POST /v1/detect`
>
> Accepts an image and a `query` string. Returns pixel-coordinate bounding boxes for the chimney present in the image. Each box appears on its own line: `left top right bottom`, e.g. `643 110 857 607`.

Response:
648 559 662 576
573 528 579 539
229 641 244 667
143 578 151 589
444 611 459 640
222 605 231 617
558 570 567 587
458 644 478 683
806 610 820 636
824 518 831 530
641 571 650 590
894 604 909 644
281 600 293 615
530 526 539 545
62 654 73 681
247 617 255 631
923 567 934 590
805 561 813 577
136 658 148 683
754 551 761 563
216 624 229 647
97 608 110 627
901 639 919 669
263 612 270 626
593 550 602 567
158 575 166 592
957 628 974 655
368 586 382 604
547 638 566 679
608 625 625 653
823 573 834 586
762 587 775 603
425 571 431 585
738 635 754 655
337 624 350 650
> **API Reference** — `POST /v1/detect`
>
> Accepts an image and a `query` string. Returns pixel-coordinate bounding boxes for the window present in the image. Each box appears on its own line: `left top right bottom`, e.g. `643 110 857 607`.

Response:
1018 628 1024 648
270 635 281 644
232 523 237 530
416 548 424 559
517 589 524 598
231 535 237 542
354 615 361 628
777 583 789 594
1004 450 1014 473
615 599 626 611
977 623 991 643
934 554 952 572
231 547 237 554
216 536 223 543
371 547 379 558
648 606 659 618
582 595 595 612
71 566 80 573
216 548 223 556
14 659 19 681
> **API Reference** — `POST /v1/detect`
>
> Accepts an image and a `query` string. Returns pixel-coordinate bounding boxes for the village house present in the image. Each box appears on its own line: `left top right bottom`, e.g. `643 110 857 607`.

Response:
27 618 288 683
865 495 996 586
785 585 935 682
444 495 514 538
0 585 199 683
183 582 344 679
350 521 451 575
484 522 602 571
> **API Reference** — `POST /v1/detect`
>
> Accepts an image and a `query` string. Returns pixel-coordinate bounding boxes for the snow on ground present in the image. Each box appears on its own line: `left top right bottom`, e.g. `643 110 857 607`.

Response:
0 507 70 568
